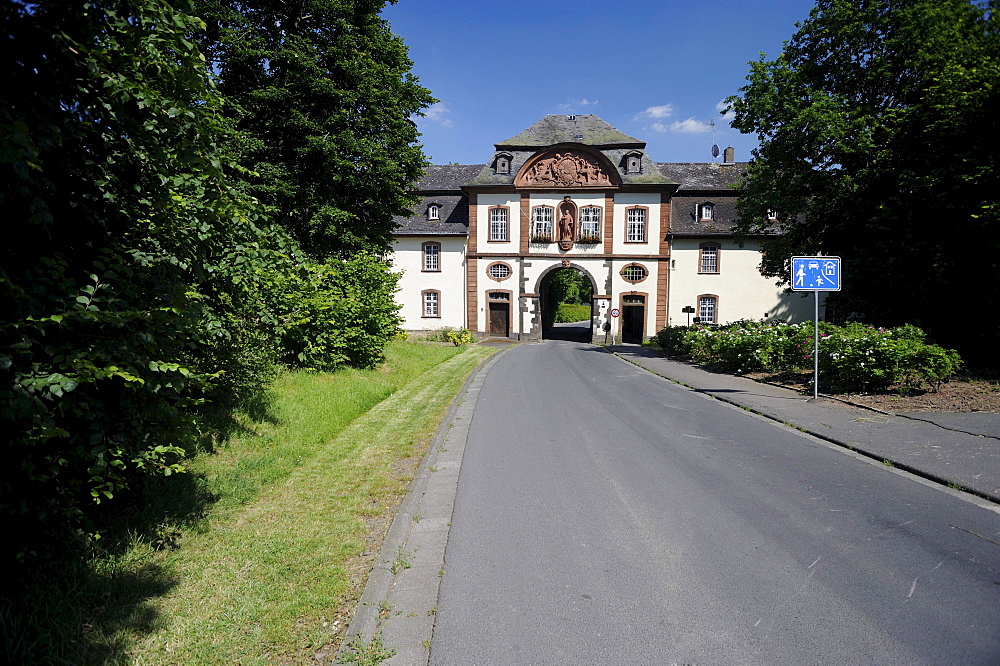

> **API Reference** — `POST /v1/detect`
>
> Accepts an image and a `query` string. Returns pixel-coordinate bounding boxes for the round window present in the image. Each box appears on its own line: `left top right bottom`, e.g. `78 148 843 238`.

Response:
487 263 511 280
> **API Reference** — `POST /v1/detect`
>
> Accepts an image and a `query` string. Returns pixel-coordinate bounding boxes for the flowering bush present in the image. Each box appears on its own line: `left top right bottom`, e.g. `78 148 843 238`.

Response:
578 232 602 244
445 328 474 346
531 232 553 243
654 320 961 393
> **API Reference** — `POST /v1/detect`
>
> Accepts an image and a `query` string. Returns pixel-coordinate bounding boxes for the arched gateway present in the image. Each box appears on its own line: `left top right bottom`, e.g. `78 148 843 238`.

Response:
535 263 599 342
390 114 818 341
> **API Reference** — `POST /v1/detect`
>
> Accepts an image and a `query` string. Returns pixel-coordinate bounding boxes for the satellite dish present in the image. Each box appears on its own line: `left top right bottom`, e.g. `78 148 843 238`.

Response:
711 144 720 158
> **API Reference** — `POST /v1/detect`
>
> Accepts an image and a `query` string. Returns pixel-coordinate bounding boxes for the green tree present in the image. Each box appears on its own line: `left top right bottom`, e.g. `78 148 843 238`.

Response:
1 0 278 561
195 0 436 258
547 269 593 305
726 0 999 362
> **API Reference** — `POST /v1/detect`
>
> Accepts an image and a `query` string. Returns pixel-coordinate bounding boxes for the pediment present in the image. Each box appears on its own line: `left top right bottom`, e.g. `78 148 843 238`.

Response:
514 145 621 189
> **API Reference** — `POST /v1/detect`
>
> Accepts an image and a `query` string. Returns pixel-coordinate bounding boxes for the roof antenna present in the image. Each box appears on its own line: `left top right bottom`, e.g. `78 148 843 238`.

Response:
710 120 720 161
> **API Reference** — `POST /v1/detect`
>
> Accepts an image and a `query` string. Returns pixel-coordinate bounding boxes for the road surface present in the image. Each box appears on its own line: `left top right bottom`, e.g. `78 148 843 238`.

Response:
431 341 1000 664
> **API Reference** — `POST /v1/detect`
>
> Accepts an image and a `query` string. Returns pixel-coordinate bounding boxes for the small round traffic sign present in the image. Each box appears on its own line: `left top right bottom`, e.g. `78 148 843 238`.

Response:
610 308 620 318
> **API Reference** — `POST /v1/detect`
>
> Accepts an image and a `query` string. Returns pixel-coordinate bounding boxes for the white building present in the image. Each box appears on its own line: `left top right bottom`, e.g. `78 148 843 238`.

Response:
392 115 814 342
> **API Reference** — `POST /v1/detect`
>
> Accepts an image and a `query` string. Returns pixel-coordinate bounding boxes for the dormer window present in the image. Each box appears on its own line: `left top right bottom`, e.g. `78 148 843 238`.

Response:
767 209 777 220
494 152 512 175
428 204 440 221
699 203 714 221
624 151 643 175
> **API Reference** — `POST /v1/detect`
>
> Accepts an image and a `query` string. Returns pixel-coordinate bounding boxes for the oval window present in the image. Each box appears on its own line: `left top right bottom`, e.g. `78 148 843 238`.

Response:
487 262 512 280
621 264 647 283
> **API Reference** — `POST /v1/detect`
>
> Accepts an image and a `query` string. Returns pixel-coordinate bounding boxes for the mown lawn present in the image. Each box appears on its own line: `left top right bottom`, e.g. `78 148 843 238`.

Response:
13 341 495 665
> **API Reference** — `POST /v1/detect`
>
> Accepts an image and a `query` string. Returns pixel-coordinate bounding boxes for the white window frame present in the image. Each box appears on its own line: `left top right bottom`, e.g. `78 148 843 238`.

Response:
487 262 512 281
422 242 440 272
422 290 440 317
489 207 509 242
428 205 440 221
699 295 717 323
532 206 553 240
580 206 602 241
699 203 714 221
626 207 646 243
699 244 719 274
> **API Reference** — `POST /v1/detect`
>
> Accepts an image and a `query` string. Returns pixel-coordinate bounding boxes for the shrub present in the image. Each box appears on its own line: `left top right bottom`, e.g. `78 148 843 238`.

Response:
263 252 401 371
444 329 474 346
653 325 693 355
819 323 903 391
654 320 962 393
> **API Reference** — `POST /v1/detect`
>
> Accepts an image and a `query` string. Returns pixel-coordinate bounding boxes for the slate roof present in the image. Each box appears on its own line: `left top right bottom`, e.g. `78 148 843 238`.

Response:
392 193 469 236
416 164 485 192
658 162 747 191
669 194 742 236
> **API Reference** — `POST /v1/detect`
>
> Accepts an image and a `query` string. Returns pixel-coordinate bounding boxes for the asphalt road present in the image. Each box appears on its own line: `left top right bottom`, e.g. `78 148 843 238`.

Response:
431 341 1000 664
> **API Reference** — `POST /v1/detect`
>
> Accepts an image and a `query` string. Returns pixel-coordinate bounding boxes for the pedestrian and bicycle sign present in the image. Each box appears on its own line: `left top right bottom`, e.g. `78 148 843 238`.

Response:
792 256 841 291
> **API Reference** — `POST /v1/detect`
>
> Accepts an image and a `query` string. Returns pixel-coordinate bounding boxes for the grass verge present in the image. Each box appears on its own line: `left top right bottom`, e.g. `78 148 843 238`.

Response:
9 341 495 665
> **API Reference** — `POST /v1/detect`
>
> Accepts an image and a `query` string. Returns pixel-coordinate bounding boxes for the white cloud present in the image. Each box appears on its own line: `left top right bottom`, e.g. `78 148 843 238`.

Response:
424 102 453 127
716 99 735 120
635 104 674 120
670 117 712 133
649 122 669 133
558 98 600 110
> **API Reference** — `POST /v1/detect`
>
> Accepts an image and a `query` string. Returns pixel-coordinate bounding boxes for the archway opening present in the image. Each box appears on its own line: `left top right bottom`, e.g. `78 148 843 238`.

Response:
539 267 595 342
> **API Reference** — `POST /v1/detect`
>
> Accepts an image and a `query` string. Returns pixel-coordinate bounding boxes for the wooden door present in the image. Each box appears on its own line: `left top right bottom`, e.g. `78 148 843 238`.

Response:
489 302 509 337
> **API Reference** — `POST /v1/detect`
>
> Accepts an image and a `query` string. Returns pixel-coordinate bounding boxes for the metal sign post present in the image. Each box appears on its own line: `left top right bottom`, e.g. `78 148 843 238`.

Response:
791 256 842 399
681 305 695 326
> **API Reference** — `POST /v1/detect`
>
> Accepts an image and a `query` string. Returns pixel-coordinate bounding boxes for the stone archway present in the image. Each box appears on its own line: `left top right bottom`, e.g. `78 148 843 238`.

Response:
535 263 598 342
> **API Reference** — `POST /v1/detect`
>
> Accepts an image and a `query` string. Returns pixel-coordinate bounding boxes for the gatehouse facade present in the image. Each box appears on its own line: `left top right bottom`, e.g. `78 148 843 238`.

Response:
392 115 814 342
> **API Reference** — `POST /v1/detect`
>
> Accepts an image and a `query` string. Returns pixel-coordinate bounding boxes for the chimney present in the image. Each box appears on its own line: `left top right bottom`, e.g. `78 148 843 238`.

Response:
723 146 735 164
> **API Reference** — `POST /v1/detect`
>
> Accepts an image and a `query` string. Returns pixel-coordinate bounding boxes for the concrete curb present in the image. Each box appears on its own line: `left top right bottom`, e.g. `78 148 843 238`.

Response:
337 348 507 664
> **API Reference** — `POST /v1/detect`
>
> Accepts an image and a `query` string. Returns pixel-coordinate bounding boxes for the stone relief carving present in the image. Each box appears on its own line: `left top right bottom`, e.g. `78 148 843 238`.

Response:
520 151 614 187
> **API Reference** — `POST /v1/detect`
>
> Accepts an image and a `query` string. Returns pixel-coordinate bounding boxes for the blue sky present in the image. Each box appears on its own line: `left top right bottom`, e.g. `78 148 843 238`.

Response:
381 0 817 165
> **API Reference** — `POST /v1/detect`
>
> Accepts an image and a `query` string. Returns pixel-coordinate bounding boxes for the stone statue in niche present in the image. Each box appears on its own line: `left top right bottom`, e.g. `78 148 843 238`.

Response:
520 150 613 187
558 198 575 250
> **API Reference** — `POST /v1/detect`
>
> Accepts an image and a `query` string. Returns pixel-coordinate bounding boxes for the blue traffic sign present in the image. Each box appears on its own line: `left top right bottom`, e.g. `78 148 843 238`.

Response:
791 256 842 291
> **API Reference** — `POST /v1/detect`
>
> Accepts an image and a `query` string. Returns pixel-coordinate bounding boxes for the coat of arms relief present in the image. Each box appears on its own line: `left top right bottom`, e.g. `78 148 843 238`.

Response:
519 151 615 187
